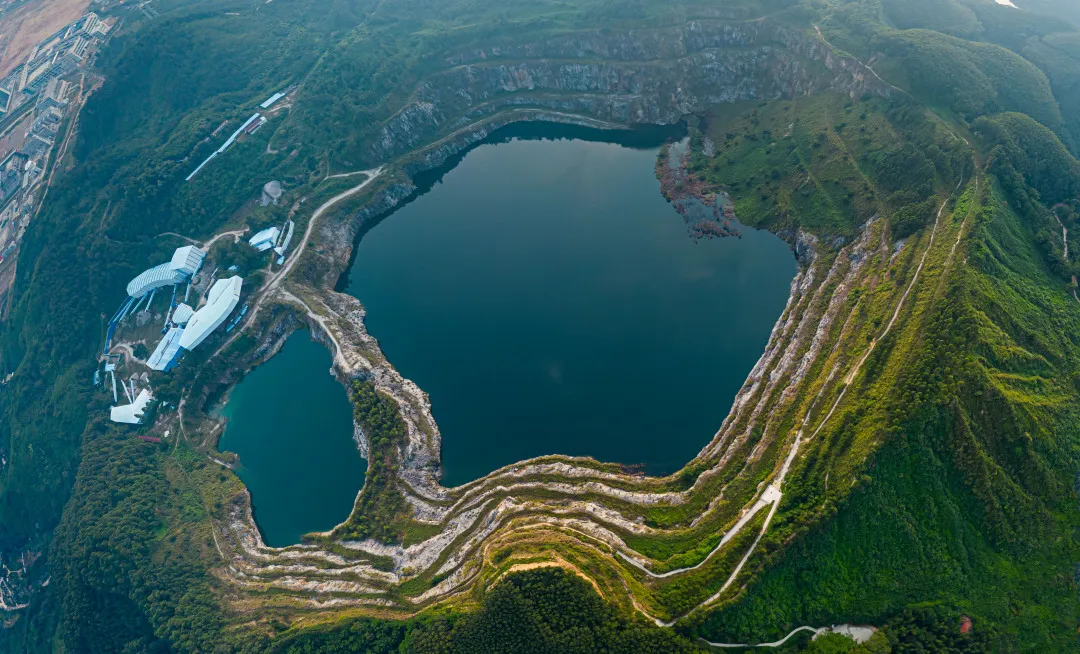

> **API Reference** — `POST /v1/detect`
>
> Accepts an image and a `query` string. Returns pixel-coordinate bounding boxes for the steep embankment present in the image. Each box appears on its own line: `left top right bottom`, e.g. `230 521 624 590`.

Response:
361 20 885 167
10 2 1080 650
196 12 1080 645
701 182 1080 647
197 20 1000 634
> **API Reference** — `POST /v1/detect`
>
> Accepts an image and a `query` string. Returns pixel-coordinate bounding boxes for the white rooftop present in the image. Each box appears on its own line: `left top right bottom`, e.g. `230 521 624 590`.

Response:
126 246 206 297
147 327 184 371
110 389 153 424
178 276 242 350
170 245 206 276
249 226 280 252
126 262 185 297
260 92 286 109
171 303 195 325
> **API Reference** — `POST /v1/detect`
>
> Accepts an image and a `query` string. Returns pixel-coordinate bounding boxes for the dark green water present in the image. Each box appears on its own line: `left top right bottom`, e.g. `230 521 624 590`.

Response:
347 129 796 487
219 332 365 547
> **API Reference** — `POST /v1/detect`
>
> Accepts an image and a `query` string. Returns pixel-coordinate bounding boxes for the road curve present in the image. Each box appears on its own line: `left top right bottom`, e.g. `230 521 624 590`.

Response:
213 167 383 355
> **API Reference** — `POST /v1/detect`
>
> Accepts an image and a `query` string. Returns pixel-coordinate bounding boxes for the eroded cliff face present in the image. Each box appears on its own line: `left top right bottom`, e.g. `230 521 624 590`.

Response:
318 18 888 296
209 15 922 629
367 20 889 163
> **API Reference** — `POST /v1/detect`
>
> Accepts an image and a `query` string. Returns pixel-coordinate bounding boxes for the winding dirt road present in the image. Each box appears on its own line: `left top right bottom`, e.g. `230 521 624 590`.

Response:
647 178 969 629
155 228 247 249
212 167 382 356
180 169 382 456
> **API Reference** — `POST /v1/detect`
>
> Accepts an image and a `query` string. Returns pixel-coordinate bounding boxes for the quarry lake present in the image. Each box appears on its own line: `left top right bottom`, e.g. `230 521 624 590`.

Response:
219 331 365 547
347 126 797 486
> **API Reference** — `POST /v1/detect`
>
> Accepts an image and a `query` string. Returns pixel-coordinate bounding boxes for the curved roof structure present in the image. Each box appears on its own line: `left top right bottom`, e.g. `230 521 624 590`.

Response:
171 303 195 326
126 246 207 297
126 262 186 297
178 276 242 350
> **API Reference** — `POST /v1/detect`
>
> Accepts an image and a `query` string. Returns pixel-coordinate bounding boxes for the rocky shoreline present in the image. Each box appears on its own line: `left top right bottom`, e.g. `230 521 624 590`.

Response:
657 135 743 239
198 15 926 629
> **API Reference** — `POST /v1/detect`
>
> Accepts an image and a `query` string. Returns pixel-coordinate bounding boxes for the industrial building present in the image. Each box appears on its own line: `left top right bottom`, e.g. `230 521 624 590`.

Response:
103 246 205 355
126 245 205 297
142 275 242 369
0 153 27 212
275 220 295 257
186 113 262 181
244 115 267 135
147 327 184 371
249 226 280 252
143 275 241 370
110 246 242 377
43 78 70 105
171 303 195 326
178 276 243 350
259 91 286 109
248 218 294 258
13 13 110 102
110 388 153 424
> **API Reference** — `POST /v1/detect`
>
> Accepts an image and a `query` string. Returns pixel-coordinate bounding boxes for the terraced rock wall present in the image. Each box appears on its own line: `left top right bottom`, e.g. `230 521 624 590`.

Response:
204 17 951 632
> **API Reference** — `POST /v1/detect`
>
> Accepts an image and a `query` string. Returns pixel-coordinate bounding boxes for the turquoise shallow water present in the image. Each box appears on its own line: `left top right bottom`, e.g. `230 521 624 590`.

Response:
347 129 796 486
219 331 365 547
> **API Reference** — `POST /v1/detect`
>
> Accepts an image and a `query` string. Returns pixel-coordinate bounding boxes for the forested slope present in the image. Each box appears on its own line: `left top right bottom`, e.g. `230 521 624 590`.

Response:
701 183 1080 650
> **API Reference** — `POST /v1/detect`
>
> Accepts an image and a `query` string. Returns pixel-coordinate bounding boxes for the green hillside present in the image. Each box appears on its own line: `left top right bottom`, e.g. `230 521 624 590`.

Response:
701 182 1080 650
875 29 1063 133
883 0 982 38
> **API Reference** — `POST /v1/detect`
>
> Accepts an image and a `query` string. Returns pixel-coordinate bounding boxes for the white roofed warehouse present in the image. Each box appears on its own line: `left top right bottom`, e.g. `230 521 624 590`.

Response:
126 246 206 297
147 327 185 371
249 227 280 252
170 245 205 275
110 389 153 424
178 276 242 350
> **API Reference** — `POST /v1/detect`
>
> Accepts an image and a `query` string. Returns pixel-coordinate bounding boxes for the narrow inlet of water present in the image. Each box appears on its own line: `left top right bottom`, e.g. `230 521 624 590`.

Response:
219 331 365 547
346 127 796 486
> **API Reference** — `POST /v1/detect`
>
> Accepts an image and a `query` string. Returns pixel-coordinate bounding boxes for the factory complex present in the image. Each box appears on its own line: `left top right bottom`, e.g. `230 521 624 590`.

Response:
178 276 243 351
101 177 300 425
102 243 249 423
126 245 206 297
249 226 280 252
185 90 288 182
248 212 294 264
91 78 299 429
0 13 111 118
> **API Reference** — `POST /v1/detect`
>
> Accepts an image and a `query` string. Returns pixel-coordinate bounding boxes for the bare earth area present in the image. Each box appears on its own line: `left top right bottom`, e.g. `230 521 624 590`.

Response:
0 111 30 159
0 0 90 78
